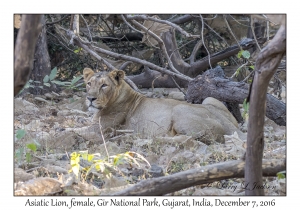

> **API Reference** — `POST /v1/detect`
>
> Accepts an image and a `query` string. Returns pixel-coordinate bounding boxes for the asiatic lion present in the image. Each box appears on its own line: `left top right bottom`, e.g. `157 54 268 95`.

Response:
83 68 244 144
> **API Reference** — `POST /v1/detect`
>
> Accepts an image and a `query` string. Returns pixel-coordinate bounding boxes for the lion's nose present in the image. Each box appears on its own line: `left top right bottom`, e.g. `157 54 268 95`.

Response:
87 97 97 102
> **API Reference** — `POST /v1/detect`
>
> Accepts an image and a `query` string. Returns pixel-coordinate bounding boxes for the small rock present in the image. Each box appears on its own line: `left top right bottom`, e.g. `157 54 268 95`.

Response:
148 164 164 178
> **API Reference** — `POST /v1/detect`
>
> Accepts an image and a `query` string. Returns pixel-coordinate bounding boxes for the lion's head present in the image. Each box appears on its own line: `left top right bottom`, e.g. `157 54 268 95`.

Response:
83 68 125 113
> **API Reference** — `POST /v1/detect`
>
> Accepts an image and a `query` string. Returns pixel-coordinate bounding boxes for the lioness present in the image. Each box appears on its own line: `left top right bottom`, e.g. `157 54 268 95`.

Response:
83 68 244 144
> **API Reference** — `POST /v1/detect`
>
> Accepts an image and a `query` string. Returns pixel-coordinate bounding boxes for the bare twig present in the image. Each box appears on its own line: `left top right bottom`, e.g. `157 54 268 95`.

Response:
204 22 229 47
250 16 262 51
47 31 74 53
230 61 248 79
125 14 199 39
129 19 181 74
99 117 109 160
80 14 93 42
68 30 192 82
266 20 270 42
242 69 255 83
199 15 212 69
45 15 69 25
170 76 186 96
223 15 242 51
189 39 203 64
120 15 144 34
228 15 250 27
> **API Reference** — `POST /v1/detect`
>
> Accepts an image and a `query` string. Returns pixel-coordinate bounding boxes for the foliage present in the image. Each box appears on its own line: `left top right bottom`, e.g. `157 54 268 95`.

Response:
276 171 286 179
235 50 255 79
23 67 84 92
242 98 249 121
14 129 38 164
70 151 150 180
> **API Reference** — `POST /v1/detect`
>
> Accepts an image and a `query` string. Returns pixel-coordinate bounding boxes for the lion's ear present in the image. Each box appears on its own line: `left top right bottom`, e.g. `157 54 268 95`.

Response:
83 68 95 83
109 70 125 84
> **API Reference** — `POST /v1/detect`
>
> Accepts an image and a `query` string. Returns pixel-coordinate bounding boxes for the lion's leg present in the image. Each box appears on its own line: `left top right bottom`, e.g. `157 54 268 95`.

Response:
172 105 226 145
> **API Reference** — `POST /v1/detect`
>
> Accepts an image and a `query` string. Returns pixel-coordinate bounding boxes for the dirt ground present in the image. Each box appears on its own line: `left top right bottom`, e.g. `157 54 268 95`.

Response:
14 87 286 196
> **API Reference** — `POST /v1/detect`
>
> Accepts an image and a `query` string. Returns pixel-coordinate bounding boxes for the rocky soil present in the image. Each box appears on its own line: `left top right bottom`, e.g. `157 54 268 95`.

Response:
14 87 286 196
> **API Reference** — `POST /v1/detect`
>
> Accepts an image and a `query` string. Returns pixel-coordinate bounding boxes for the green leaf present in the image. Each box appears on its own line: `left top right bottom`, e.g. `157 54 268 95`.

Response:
235 67 241 77
249 65 255 70
49 67 58 81
242 50 251 59
70 152 81 177
51 80 65 85
43 83 50 87
24 82 30 89
43 75 49 83
237 50 244 58
15 147 24 162
16 129 26 140
88 154 94 162
75 82 84 88
243 99 249 112
71 76 82 85
277 171 286 179
69 98 75 103
26 143 37 152
26 152 32 163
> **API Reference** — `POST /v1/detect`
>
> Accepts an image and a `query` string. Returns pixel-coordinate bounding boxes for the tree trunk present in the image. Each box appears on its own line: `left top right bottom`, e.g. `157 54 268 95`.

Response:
185 66 286 126
28 15 53 95
14 15 42 96
245 24 286 196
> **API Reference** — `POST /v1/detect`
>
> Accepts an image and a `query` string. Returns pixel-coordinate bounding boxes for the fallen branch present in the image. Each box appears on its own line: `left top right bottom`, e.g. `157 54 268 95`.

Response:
113 159 285 196
186 66 286 126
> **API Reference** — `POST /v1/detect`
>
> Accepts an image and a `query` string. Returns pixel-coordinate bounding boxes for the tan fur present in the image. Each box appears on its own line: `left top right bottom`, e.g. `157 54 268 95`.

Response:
83 68 244 144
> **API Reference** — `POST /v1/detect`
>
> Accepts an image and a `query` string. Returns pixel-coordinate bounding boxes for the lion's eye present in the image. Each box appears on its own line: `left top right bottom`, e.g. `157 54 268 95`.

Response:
87 82 91 86
101 84 108 88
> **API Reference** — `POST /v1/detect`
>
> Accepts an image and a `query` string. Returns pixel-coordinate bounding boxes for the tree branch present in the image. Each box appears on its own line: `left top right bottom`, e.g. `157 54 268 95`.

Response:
129 19 182 75
113 159 285 196
125 14 199 38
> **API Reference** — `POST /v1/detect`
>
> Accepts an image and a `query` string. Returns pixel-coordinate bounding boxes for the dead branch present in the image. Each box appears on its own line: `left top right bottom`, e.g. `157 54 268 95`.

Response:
162 29 270 77
189 39 203 64
127 68 188 88
119 61 133 70
113 159 285 196
129 19 182 75
67 31 192 82
14 14 42 96
45 15 69 25
168 14 194 25
125 14 199 39
186 66 286 126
